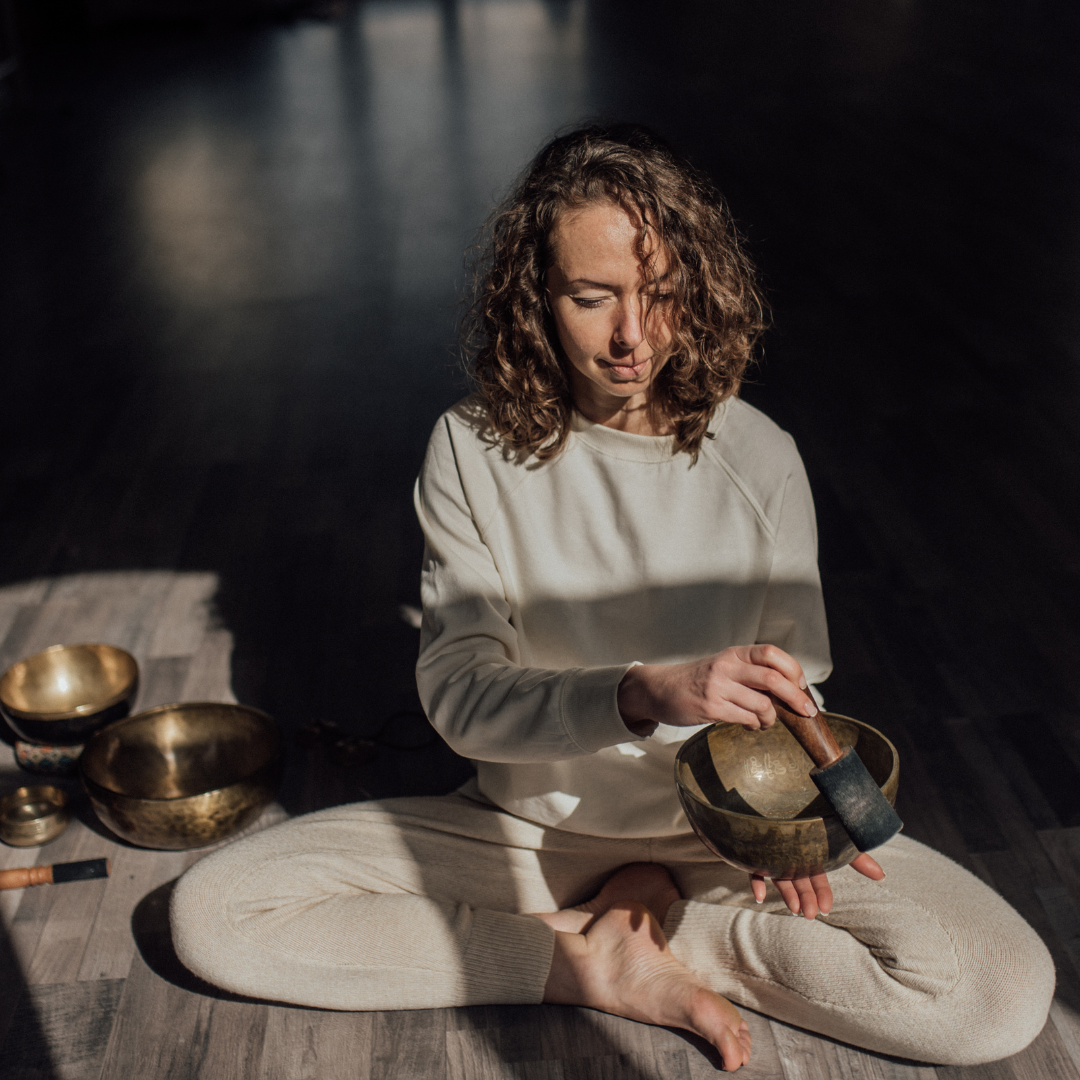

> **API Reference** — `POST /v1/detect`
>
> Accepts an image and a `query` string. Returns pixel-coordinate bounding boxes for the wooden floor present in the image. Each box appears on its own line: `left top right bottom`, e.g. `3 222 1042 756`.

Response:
3 0 1080 1076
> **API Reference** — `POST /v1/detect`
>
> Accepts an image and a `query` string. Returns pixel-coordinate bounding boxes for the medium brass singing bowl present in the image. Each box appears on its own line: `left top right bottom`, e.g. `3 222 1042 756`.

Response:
80 703 282 850
0 644 139 744
675 712 899 880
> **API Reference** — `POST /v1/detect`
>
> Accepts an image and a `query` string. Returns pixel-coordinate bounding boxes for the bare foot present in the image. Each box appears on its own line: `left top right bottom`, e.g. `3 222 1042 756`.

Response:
534 862 682 935
542 901 751 1072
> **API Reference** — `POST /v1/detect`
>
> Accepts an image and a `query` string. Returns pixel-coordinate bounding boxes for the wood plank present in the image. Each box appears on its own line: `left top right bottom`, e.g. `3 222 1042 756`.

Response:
257 1006 374 1080
0 753 41 928
0 928 27 1053
180 627 237 703
4 597 82 660
979 717 1066 831
370 1009 448 1080
187 997 272 1080
18 816 116 986
770 1017 940 1079
135 656 193 713
0 604 48 674
1034 885 1080 978
100 936 270 1080
449 1004 550 1067
446 1024 511 1080
536 1004 657 1070
963 852 1001 893
0 580 52 608
10 817 109 983
938 1018 1080 1080
1050 999 1080 1074
0 978 125 1080
45 571 177 655
976 846 1080 991
942 719 1060 885
0 602 32 653
99 945 220 1080
886 727 978 870
77 845 189 982
121 571 194 663
147 572 220 660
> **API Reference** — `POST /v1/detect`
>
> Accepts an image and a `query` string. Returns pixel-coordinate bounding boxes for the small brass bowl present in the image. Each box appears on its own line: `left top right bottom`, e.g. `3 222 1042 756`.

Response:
79 702 282 850
0 785 70 846
1 644 139 745
675 712 899 880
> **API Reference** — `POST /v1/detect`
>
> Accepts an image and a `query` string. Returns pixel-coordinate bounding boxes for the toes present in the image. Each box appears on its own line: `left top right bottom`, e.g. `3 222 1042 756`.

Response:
717 1024 747 1071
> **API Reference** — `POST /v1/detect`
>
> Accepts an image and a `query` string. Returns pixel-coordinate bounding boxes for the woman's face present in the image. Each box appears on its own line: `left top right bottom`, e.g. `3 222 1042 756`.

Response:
546 200 672 424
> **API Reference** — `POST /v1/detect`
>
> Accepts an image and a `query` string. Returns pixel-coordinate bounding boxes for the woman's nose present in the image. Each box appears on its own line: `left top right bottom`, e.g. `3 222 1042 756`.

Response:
613 299 645 351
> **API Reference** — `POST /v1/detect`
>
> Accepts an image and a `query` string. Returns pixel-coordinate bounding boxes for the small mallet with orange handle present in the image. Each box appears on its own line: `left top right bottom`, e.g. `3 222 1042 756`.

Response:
0 858 111 890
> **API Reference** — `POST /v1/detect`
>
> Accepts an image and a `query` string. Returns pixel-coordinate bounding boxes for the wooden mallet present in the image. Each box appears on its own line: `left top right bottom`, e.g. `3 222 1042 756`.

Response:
772 695 903 853
0 858 111 891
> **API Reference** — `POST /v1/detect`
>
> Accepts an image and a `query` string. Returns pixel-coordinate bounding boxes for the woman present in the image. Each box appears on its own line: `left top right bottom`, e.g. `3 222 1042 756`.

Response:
171 125 1054 1071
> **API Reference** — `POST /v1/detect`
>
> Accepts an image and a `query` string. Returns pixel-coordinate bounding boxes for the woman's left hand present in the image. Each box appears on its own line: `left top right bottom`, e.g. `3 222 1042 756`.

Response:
750 852 885 919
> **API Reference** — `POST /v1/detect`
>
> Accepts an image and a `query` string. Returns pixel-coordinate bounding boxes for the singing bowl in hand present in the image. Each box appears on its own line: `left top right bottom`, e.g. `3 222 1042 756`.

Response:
80 702 282 850
675 712 899 880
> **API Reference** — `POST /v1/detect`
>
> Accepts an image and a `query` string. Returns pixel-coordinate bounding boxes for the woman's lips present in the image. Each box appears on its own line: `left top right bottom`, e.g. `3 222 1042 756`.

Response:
603 358 649 380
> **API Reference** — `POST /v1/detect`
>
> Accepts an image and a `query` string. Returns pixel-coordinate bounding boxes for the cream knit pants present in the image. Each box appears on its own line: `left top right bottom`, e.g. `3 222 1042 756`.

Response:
171 783 1054 1066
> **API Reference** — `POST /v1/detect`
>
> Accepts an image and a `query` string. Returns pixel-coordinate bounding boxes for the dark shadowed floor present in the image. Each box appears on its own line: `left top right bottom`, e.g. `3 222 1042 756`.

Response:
2 1 1080 1076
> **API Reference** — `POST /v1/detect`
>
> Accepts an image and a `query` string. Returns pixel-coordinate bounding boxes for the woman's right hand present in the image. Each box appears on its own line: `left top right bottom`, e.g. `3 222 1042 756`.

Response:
617 644 818 734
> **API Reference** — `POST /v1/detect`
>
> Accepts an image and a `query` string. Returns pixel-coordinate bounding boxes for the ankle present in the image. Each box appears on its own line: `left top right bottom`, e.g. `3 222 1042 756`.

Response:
543 929 589 1005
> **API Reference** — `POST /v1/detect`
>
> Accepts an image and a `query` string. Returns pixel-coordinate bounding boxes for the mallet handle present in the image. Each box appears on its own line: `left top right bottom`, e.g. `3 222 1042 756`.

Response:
0 865 53 890
0 858 111 891
771 695 844 770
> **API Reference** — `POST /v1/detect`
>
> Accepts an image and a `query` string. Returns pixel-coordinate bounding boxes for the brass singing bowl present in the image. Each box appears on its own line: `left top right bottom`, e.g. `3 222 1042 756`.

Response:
0 644 139 744
675 712 899 880
0 785 70 846
79 703 282 850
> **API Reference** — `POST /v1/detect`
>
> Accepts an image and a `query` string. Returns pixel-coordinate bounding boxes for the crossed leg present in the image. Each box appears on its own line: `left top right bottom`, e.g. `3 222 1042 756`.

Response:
172 794 1054 1069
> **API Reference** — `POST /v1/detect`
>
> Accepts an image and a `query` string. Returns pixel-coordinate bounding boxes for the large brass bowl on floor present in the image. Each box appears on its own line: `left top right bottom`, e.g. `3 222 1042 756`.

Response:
675 713 899 880
0 644 139 744
79 702 282 850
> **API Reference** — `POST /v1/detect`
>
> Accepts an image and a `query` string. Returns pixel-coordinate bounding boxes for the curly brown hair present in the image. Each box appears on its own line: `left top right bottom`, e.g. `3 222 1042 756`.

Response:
461 123 768 462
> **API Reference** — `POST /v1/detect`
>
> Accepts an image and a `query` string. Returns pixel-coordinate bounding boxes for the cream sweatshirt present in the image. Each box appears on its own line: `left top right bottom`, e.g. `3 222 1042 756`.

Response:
414 395 832 838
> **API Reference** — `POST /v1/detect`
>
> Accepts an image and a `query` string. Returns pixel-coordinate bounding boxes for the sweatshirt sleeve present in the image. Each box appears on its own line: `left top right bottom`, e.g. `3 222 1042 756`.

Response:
755 442 834 694
413 417 640 763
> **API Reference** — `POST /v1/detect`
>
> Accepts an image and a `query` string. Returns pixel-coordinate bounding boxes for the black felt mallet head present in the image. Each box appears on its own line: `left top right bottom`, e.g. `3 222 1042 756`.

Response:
771 695 903 854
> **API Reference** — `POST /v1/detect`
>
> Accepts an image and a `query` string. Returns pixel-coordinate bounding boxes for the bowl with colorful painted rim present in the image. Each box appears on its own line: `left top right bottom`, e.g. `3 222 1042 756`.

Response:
14 739 85 776
674 712 899 880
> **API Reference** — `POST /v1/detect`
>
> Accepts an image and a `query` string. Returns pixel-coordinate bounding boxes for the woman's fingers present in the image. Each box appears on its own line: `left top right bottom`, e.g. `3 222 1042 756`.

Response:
730 649 817 721
792 877 820 920
617 645 816 731
773 879 800 915
766 874 833 919
808 873 833 915
750 875 767 903
715 683 775 729
850 852 885 880
746 643 807 689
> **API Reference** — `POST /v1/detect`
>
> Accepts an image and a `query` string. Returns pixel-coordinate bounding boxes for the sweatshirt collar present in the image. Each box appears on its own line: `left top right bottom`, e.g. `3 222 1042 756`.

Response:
569 410 678 463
